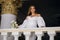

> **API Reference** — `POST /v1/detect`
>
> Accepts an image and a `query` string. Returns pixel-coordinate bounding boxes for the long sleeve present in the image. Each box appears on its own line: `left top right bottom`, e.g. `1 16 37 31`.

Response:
18 19 27 28
37 17 46 28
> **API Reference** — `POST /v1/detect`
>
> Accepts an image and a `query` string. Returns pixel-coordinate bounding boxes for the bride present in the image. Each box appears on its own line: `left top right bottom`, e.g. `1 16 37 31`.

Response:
19 5 46 40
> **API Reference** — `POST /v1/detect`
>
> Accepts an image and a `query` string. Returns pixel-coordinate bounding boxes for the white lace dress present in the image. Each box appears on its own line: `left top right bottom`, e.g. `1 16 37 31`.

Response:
19 16 45 28
19 16 46 40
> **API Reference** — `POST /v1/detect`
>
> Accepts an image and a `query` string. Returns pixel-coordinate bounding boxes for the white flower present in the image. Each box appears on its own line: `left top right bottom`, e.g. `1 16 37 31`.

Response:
11 20 18 28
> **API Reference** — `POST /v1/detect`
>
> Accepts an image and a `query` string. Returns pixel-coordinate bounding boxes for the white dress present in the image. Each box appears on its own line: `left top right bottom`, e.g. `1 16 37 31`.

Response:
19 16 46 40
19 16 45 28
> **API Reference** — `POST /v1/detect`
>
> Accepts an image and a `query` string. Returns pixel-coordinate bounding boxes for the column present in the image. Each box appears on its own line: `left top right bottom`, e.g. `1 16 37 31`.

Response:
23 32 31 40
0 0 21 40
1 32 7 40
48 31 56 40
1 0 17 29
12 32 19 40
35 31 44 40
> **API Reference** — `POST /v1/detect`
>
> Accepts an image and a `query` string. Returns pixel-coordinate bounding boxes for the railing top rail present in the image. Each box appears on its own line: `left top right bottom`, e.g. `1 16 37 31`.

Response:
0 27 60 32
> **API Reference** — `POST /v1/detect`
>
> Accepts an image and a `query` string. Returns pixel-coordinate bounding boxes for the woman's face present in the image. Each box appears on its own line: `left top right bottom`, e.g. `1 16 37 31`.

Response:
30 6 36 13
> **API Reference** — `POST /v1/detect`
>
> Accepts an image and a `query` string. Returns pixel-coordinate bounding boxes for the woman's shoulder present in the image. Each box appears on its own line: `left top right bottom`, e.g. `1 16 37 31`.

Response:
26 16 30 18
26 16 30 19
36 14 41 17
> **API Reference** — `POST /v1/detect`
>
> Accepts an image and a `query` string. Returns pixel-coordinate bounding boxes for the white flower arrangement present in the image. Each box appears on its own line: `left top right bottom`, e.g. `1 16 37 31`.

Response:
11 20 18 28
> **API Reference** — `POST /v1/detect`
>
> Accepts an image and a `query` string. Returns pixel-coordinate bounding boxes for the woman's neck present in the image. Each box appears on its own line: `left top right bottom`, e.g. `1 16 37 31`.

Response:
31 13 37 17
31 12 36 16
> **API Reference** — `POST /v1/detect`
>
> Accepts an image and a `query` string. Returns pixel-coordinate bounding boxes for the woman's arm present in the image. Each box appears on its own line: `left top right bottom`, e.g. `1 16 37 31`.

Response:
18 16 29 28
37 16 46 28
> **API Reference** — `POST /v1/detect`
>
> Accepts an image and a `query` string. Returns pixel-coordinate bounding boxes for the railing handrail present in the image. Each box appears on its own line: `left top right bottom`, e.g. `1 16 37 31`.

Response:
0 27 60 32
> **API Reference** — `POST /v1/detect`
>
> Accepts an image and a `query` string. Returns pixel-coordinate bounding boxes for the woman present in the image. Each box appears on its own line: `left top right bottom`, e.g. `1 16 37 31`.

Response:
19 5 46 40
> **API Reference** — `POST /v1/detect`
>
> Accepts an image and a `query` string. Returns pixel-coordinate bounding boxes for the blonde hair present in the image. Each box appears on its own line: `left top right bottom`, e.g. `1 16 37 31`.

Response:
28 7 31 15
27 5 36 16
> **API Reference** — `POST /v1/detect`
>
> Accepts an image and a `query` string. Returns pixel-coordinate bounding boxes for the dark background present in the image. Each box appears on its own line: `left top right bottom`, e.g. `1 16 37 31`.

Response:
17 0 60 27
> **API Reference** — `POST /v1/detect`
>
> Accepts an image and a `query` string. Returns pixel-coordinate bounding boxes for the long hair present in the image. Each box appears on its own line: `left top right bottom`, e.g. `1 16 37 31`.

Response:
27 5 37 16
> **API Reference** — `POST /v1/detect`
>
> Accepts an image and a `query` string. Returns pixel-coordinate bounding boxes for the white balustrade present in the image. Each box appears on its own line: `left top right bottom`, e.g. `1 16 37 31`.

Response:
0 27 60 40
1 32 7 40
23 32 31 40
35 31 44 40
12 32 19 40
48 31 56 40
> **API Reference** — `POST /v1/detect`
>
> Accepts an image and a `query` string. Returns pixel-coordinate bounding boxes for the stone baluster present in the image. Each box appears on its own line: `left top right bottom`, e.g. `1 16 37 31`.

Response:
48 31 56 40
12 32 19 40
1 32 7 40
23 32 31 40
35 31 44 40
